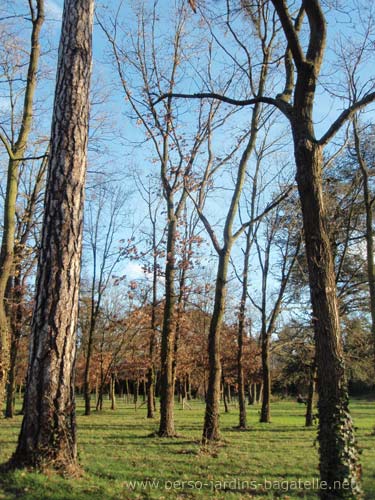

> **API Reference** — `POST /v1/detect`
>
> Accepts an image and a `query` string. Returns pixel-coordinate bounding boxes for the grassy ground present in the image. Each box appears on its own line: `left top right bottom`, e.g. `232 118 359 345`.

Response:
0 398 374 499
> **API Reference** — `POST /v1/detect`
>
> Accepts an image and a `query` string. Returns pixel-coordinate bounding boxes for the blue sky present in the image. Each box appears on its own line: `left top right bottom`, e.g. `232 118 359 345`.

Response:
2 0 374 330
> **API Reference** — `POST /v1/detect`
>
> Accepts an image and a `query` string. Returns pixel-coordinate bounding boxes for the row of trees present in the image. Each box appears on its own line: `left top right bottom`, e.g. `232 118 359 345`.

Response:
0 1 375 498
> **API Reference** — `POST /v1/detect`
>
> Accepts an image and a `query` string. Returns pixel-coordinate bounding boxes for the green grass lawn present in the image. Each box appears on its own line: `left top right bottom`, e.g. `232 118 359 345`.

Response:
0 398 374 499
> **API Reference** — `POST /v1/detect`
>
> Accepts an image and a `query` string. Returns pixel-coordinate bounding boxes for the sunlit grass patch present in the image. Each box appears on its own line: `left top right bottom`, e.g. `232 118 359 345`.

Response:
0 398 374 499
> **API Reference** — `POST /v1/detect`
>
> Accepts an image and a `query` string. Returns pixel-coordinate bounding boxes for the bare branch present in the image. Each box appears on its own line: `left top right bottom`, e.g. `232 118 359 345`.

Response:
152 92 292 119
233 184 295 241
318 91 375 145
271 0 305 70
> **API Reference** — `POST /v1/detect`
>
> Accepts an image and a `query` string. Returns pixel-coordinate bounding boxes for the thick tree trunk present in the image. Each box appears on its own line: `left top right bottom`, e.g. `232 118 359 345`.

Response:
268 0 363 494
202 249 229 443
294 133 362 496
9 0 93 471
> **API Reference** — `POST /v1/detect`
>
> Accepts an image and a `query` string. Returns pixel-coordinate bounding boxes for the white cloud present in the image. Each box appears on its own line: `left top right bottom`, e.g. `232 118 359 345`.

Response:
123 262 147 280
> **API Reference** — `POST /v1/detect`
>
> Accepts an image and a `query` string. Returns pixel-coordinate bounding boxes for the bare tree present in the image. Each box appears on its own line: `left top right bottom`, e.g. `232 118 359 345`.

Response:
82 184 126 416
98 1 230 436
251 201 301 423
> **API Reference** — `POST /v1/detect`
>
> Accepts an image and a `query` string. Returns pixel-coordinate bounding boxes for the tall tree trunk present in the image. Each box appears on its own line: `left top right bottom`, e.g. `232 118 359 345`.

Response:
5 272 23 418
202 248 230 443
294 131 362 496
353 118 375 366
158 208 177 437
268 1 363 492
237 233 250 428
260 331 271 423
147 218 159 419
0 0 44 413
10 0 93 471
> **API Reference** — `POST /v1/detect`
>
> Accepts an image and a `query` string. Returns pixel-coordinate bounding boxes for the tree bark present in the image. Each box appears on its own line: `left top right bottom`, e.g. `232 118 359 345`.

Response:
9 0 93 472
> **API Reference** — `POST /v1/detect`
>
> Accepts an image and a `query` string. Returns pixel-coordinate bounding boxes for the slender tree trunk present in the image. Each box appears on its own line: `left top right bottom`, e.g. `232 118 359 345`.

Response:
147 365 155 418
125 378 129 403
222 372 229 414
305 364 317 427
5 272 23 418
5 336 18 419
110 374 116 411
83 322 95 416
237 298 247 427
260 331 271 423
251 383 257 405
147 274 157 418
9 0 93 471
158 208 177 436
0 0 44 413
353 118 375 366
249 383 254 405
133 379 139 409
187 373 191 400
